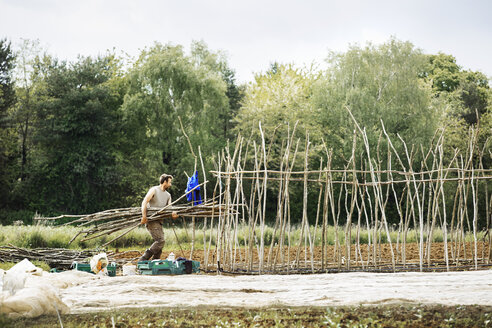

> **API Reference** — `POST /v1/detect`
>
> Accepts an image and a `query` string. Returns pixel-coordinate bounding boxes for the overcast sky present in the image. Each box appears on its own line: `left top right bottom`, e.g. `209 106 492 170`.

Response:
1 0 491 83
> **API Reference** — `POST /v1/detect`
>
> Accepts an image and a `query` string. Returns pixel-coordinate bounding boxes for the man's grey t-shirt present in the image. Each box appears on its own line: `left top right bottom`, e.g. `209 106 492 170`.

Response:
148 186 171 208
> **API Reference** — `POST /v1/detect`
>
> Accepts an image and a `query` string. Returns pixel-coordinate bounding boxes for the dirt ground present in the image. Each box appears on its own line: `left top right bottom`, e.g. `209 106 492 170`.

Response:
110 241 491 272
3 243 491 326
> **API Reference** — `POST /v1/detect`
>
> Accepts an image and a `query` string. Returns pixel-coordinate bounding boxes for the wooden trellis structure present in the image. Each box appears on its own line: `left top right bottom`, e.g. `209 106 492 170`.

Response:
194 116 492 274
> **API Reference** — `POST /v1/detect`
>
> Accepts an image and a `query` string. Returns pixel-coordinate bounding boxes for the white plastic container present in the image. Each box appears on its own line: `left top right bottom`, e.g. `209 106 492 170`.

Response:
167 252 175 261
122 264 137 276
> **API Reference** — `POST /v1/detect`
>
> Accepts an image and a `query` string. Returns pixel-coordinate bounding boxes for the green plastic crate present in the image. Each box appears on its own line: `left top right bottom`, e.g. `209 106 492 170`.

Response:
136 259 156 275
72 262 117 276
72 262 92 273
191 260 200 273
107 263 117 276
137 259 199 275
153 260 184 275
137 259 183 275
136 260 152 271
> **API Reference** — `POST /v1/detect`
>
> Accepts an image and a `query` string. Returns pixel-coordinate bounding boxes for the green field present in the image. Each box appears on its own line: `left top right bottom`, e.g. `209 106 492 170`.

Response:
3 305 492 328
0 223 483 251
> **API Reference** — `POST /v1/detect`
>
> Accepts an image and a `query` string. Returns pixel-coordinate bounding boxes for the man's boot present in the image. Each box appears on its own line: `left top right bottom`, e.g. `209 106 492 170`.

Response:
138 249 153 262
152 249 162 260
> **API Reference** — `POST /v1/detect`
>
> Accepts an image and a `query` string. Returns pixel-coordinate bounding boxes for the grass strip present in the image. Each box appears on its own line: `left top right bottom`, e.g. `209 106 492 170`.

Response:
3 305 492 328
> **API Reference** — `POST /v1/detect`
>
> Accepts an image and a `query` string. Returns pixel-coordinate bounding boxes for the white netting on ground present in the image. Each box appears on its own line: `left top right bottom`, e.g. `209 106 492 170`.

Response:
0 259 97 318
61 270 492 312
2 259 492 317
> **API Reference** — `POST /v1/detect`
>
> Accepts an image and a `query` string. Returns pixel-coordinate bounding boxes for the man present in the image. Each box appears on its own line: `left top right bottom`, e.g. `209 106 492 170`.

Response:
138 173 179 261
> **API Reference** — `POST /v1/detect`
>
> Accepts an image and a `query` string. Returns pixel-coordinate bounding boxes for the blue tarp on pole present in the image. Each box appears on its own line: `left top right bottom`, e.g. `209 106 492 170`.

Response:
186 171 202 205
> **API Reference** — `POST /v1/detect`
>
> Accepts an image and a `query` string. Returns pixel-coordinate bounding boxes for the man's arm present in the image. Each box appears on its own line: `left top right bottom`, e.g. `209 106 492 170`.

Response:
141 188 156 225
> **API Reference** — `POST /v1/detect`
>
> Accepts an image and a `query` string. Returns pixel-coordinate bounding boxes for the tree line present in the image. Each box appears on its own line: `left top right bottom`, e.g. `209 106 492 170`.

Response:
0 37 490 225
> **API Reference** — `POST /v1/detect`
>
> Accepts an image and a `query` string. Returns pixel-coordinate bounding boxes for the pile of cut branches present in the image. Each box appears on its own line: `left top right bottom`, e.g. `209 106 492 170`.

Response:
0 244 97 269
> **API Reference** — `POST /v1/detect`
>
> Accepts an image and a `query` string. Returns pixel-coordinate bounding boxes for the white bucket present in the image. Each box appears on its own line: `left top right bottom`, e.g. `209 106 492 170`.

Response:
122 264 137 276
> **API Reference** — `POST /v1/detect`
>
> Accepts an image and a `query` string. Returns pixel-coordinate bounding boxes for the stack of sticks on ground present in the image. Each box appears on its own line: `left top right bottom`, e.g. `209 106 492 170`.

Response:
0 244 98 270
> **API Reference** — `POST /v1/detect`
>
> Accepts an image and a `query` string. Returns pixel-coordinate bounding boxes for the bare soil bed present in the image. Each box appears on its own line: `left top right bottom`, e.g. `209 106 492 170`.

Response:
111 242 491 272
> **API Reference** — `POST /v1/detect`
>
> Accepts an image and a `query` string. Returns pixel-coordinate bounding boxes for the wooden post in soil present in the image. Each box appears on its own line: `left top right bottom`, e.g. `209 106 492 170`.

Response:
344 131 358 270
347 108 395 271
223 144 232 270
426 139 441 267
273 123 298 271
231 136 244 271
320 143 332 271
470 159 478 270
295 134 311 270
357 181 369 269
215 151 223 273
478 140 489 262
312 158 323 269
440 147 459 270
398 135 423 271
449 176 460 264
224 137 238 270
466 127 479 269
258 122 268 273
239 136 252 270
438 144 450 271
457 159 466 265
324 141 341 268
247 141 261 272
178 116 198 260
489 193 492 263
198 146 209 269
267 139 286 270
382 121 413 268
321 165 329 270
285 139 300 273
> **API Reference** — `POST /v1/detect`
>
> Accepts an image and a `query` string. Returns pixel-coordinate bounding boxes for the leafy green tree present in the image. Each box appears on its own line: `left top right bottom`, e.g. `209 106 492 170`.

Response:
232 63 321 224
478 109 492 167
11 39 47 181
0 38 16 208
234 63 319 154
308 39 445 225
312 39 439 165
190 40 244 140
29 54 126 214
424 53 490 125
423 52 490 175
220 66 244 139
425 53 461 93
455 71 489 125
0 38 15 125
120 42 231 200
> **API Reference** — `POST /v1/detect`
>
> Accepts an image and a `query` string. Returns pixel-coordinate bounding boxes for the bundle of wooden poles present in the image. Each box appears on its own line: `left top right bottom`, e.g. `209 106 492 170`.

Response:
38 182 239 247
65 201 235 245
